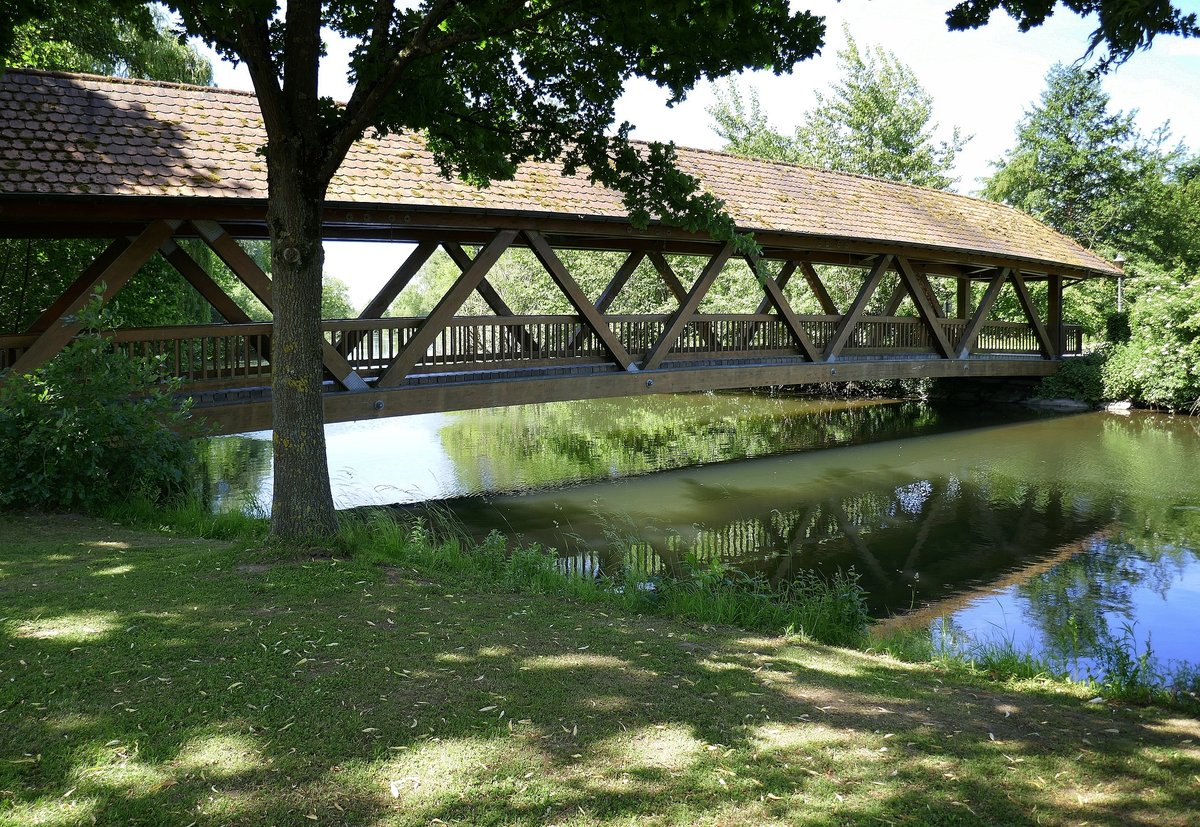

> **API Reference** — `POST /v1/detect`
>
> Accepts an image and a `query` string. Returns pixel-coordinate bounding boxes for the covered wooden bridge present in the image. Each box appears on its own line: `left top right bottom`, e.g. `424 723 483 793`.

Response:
0 70 1120 434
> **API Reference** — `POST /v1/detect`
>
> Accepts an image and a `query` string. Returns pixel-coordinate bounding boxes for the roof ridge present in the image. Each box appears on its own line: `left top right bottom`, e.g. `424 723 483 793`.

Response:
0 66 259 100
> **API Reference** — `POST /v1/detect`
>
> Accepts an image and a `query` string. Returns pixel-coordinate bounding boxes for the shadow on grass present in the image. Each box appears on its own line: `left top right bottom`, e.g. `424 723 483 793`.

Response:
1 514 1198 826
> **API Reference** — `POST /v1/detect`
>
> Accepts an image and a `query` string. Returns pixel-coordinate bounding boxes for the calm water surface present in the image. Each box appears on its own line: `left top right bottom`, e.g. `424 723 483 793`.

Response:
200 393 1200 679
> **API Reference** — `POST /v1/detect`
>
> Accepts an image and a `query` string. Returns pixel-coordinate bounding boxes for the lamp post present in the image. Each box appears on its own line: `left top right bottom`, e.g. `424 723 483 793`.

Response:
1114 254 1126 312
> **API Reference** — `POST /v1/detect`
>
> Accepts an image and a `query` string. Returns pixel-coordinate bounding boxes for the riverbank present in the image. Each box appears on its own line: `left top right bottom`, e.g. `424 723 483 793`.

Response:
3 513 1198 826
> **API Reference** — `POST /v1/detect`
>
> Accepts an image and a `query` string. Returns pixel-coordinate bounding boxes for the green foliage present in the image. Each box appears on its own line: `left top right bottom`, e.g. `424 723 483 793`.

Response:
984 64 1182 261
985 63 1200 368
1104 310 1131 344
945 0 1199 71
1103 272 1200 411
321 275 355 319
1089 624 1160 705
5 5 212 84
1036 348 1107 405
709 30 967 189
0 238 213 332
338 508 869 646
0 296 196 512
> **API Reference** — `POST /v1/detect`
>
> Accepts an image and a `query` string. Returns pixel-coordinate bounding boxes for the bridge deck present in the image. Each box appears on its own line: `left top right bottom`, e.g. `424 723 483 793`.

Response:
2 311 1076 434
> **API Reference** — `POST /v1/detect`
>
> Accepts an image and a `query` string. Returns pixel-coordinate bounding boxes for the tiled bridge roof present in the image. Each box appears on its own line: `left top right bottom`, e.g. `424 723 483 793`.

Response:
0 68 1120 276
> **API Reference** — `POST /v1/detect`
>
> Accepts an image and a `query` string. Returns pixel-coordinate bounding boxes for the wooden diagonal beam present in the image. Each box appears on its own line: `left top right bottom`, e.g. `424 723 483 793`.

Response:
161 240 253 323
337 241 438 354
442 242 517 317
895 257 954 358
822 255 893 362
24 238 132 334
594 251 646 313
376 230 518 387
957 268 1009 359
359 241 438 320
568 251 645 351
647 251 719 350
525 231 637 371
641 243 735 371
444 241 540 354
799 261 839 315
7 220 179 379
742 255 819 358
753 260 797 314
161 239 272 364
191 220 274 307
1008 269 1056 358
882 280 907 316
758 264 822 362
741 258 794 348
646 251 690 303
192 219 367 391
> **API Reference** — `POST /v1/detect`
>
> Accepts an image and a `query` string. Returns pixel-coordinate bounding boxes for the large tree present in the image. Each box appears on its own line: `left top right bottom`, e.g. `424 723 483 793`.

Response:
984 63 1180 259
710 30 968 188
2 0 1196 540
172 1 824 541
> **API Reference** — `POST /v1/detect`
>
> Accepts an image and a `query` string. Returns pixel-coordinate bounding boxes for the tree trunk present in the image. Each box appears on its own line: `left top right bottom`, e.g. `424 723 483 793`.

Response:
265 148 338 541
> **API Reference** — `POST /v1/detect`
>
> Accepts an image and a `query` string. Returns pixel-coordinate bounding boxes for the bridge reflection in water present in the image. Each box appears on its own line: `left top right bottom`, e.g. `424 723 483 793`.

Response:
441 413 1117 618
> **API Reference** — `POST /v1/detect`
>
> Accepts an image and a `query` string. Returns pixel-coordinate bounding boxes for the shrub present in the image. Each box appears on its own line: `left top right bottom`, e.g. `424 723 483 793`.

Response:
0 297 196 512
1102 272 1200 411
1035 347 1107 405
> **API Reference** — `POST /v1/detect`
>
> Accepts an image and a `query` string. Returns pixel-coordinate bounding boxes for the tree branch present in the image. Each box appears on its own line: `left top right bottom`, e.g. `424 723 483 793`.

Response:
319 0 583 183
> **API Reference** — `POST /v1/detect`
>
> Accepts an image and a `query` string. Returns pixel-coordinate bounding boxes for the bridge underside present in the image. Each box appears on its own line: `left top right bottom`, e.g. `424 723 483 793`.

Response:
0 202 1083 435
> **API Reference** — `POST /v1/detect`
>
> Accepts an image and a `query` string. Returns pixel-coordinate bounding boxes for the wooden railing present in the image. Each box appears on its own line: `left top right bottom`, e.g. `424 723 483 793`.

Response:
0 315 1084 387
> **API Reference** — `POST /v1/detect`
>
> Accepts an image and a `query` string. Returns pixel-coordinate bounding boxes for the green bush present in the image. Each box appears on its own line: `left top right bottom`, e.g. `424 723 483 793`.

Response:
1104 310 1131 344
1102 273 1200 411
1035 347 1107 405
0 300 196 512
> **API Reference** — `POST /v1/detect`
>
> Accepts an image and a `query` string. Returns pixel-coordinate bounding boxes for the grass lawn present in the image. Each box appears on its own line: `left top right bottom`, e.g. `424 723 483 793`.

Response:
1 513 1198 826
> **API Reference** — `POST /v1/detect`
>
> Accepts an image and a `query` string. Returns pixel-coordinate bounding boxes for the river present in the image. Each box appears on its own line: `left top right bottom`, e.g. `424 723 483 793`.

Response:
199 392 1200 682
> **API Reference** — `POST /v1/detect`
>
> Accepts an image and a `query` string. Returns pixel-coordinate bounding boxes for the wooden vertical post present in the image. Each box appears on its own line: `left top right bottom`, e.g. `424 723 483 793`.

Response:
1047 274 1064 358
956 277 970 320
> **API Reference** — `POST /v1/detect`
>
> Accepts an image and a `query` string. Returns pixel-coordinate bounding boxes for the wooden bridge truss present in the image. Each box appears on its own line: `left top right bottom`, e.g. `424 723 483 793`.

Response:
0 206 1083 434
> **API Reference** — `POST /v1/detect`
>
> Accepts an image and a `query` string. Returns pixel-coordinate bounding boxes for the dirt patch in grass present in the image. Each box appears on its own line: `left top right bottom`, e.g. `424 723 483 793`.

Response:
1 515 1198 826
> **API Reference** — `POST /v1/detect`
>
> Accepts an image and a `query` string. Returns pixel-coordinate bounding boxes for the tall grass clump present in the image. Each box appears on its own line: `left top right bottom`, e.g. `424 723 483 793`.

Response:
105 495 269 542
646 556 869 646
338 510 871 646
871 622 1065 683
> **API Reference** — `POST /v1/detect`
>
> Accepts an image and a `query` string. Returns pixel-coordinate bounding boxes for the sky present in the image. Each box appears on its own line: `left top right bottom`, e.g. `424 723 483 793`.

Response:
192 1 1200 309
